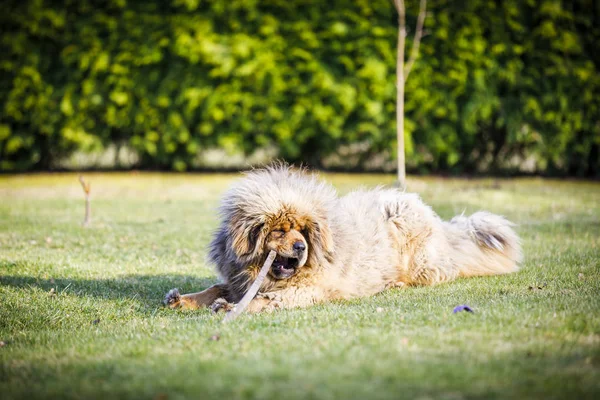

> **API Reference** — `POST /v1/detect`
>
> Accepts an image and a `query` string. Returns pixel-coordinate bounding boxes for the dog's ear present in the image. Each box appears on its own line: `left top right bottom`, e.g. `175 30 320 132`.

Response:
208 226 228 267
229 214 266 259
306 217 335 265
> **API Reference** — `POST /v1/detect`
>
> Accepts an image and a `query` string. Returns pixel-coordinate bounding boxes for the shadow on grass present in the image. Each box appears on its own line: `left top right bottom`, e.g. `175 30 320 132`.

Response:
0 271 218 306
1 340 598 400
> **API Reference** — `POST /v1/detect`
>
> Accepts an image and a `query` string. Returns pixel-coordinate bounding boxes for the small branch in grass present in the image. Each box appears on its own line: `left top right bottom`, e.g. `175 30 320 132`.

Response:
223 250 277 323
78 175 91 227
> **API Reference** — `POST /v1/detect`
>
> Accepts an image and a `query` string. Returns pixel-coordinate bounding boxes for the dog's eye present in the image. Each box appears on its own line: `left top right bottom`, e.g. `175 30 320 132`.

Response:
271 230 285 237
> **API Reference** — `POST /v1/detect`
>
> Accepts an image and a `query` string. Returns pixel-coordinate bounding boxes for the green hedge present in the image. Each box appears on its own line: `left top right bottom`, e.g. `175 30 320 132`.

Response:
1 0 599 175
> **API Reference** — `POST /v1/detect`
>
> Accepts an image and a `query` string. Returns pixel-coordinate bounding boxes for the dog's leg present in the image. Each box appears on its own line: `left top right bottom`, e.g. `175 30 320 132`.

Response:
212 286 327 314
164 284 228 310
385 280 407 290
406 247 459 286
244 286 328 313
409 265 459 286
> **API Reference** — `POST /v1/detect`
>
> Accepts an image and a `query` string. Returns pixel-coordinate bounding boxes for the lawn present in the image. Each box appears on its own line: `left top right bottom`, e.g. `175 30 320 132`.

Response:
1 172 599 400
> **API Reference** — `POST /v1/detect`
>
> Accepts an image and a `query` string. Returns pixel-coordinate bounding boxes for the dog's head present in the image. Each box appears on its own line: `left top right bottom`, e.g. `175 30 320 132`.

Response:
211 165 336 281
228 207 334 280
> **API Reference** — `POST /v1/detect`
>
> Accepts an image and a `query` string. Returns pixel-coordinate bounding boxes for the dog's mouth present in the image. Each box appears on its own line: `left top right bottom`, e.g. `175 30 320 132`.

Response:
270 254 299 279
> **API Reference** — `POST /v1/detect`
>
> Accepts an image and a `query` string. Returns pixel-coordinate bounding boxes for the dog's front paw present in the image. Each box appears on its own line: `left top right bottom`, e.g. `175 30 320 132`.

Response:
263 300 283 312
210 298 235 313
257 291 282 301
255 292 283 312
164 288 182 309
385 281 407 290
245 296 283 313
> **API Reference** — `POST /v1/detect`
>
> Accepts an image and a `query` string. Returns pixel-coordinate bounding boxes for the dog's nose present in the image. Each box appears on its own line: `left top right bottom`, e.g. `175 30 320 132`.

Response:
293 241 306 252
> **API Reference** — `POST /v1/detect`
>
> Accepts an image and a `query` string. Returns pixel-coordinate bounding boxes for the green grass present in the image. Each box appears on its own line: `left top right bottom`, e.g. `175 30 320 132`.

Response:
1 172 599 400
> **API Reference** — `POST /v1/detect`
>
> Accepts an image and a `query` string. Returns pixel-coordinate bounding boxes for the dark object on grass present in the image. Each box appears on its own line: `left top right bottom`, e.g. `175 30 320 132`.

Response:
92 319 100 325
453 305 474 313
528 283 547 290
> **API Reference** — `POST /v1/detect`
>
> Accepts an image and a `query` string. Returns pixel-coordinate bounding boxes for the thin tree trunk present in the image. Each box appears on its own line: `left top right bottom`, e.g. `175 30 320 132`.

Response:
404 0 427 82
395 0 407 188
394 0 427 189
396 51 406 188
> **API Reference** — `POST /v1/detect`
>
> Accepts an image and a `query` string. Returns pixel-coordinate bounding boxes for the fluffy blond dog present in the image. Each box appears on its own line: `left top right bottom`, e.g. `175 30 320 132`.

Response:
164 165 522 313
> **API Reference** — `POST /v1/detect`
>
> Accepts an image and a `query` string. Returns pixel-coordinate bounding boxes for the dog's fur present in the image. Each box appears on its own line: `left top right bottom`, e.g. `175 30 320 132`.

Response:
165 165 522 313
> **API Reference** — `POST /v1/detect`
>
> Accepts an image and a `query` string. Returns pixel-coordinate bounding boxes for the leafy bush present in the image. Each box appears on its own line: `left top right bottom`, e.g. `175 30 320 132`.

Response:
1 0 598 175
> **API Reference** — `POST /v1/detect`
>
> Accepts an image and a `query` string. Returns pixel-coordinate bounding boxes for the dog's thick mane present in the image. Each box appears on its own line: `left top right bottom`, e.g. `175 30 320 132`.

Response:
224 164 336 223
208 164 337 300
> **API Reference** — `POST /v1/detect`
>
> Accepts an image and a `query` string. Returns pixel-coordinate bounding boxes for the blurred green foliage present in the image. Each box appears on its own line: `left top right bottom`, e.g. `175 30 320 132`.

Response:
0 0 598 175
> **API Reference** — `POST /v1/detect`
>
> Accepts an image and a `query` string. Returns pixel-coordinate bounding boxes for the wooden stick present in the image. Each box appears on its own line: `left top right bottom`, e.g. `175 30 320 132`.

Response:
223 250 277 322
78 175 91 227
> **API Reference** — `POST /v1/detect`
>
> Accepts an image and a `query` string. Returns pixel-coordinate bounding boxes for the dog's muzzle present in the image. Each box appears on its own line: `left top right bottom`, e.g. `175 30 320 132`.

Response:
270 254 300 279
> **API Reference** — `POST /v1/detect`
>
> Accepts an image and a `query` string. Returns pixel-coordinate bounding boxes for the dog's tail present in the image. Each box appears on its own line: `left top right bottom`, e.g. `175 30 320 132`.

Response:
444 212 522 278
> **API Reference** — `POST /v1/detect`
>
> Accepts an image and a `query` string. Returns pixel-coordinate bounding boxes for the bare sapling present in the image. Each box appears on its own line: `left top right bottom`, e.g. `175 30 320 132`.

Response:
78 175 91 227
